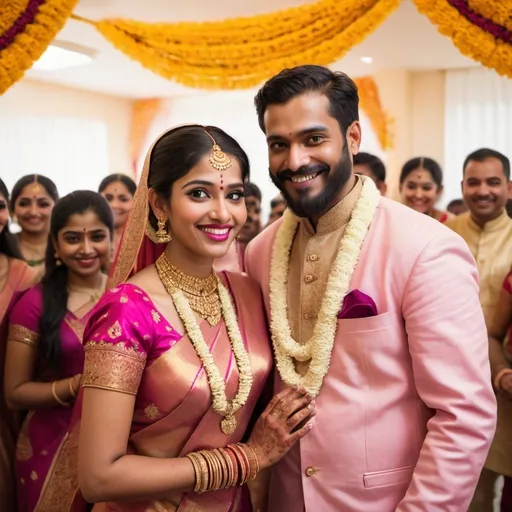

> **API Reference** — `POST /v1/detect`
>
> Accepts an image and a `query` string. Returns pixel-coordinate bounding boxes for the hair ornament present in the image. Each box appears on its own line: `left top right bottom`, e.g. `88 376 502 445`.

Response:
204 130 232 172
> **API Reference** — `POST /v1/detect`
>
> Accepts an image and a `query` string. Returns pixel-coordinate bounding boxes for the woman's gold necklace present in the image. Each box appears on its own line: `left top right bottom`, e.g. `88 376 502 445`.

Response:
68 286 104 303
155 253 253 434
155 255 221 326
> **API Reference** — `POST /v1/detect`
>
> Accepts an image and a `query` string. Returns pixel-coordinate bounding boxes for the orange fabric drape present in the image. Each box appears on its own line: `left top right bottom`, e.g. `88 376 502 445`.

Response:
129 98 163 179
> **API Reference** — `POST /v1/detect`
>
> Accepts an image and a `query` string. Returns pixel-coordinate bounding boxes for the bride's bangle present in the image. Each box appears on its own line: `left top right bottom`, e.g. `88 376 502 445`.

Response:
185 443 260 494
51 381 70 407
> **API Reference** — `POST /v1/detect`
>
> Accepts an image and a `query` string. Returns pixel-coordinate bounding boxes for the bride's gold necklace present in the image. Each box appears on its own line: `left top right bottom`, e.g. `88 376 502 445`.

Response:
155 255 221 327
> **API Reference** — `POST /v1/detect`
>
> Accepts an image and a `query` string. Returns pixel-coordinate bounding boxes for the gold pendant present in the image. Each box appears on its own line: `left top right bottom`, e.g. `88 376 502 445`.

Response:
221 414 237 435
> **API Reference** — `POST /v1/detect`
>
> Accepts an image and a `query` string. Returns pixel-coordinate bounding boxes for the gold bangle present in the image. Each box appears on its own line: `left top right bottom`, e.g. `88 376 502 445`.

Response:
195 452 209 493
201 450 218 492
68 378 77 399
208 450 222 492
240 443 260 480
223 446 239 488
185 453 203 493
213 448 229 489
219 448 235 489
51 381 70 407
228 444 248 485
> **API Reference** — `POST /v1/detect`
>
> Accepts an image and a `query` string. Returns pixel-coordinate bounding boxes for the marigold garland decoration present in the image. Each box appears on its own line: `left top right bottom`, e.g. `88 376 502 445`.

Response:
0 0 78 95
355 77 393 150
413 0 512 79
72 0 400 90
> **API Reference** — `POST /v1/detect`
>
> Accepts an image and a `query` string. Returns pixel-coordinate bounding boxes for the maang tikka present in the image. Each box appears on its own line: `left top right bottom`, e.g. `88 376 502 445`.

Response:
32 174 41 194
204 130 232 190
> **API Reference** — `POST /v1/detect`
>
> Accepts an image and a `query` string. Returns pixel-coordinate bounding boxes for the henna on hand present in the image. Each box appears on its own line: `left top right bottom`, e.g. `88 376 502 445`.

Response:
247 387 316 469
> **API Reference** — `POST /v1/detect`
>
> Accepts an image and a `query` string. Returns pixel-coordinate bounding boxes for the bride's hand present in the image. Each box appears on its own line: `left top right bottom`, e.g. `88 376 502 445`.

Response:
246 386 315 470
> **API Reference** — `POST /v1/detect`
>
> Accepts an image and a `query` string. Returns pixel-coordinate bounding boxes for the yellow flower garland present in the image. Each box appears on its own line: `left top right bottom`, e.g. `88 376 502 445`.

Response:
0 0 78 95
412 0 512 79
73 0 401 90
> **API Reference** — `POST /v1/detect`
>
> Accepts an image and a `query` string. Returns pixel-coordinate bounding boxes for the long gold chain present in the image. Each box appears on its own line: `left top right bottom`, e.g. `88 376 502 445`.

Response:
155 254 221 326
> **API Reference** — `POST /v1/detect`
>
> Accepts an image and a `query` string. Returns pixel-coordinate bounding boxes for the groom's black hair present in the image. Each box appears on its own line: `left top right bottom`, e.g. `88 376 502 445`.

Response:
254 65 359 134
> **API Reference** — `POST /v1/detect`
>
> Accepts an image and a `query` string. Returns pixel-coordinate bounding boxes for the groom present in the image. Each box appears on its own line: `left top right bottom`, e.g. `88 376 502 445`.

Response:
245 65 496 511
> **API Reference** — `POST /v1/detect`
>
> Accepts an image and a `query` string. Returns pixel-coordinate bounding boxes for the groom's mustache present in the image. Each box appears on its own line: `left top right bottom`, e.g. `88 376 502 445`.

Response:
275 163 330 182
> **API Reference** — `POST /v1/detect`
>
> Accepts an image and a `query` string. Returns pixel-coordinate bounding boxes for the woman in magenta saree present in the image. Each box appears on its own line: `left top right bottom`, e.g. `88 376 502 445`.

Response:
68 125 315 512
4 191 113 512
0 177 39 511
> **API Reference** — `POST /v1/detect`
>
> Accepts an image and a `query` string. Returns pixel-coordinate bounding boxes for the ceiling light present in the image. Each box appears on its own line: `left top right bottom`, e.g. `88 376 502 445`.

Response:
32 41 96 71
360 56 373 64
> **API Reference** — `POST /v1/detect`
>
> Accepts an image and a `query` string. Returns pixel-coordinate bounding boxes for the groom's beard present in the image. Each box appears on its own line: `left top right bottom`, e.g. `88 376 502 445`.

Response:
269 145 352 219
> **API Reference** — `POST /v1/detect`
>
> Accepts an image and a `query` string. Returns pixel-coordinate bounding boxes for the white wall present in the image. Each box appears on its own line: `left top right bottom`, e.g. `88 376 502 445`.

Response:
0 80 133 196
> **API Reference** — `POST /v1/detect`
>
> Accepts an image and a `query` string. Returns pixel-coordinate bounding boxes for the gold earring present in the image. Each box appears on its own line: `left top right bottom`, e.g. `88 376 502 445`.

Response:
55 252 62 266
156 216 172 243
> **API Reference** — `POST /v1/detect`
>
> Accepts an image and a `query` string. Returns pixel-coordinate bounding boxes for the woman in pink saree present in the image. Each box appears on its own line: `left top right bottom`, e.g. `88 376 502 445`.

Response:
71 125 315 512
4 191 113 512
0 177 39 511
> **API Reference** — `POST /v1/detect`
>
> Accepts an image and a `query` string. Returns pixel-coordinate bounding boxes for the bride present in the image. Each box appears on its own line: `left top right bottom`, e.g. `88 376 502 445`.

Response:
62 125 315 511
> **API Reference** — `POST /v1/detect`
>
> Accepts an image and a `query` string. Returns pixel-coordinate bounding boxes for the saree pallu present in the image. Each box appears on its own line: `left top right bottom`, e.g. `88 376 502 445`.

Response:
0 258 38 512
57 271 271 512
7 285 90 512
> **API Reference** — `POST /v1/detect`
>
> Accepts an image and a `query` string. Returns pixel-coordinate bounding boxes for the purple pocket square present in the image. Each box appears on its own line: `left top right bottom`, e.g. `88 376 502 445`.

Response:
337 289 378 319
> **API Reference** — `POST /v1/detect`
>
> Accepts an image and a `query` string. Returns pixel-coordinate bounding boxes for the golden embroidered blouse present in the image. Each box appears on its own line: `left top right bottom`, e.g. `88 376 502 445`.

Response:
445 210 512 327
287 178 363 344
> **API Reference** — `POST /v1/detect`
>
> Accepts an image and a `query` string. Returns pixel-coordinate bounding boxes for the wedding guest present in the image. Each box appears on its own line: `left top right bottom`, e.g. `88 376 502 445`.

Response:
0 178 38 511
447 198 467 216
4 191 112 512
399 157 453 223
445 148 512 511
353 151 387 195
11 175 59 280
98 174 136 258
266 195 286 226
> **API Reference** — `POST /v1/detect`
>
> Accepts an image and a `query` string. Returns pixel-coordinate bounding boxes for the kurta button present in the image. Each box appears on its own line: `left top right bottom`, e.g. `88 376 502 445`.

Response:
309 254 318 261
304 274 314 283
305 466 318 477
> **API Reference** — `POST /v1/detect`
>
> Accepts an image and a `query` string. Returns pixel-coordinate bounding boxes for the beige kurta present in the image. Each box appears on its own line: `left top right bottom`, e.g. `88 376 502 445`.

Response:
446 210 512 328
288 178 362 345
446 209 512 476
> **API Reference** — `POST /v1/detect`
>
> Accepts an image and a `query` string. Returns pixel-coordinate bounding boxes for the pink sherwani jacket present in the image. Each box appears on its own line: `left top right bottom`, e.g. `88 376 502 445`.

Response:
245 196 497 512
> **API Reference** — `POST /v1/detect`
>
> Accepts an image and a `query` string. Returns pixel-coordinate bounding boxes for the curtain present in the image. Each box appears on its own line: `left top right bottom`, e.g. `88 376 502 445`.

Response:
444 68 512 204
0 115 109 197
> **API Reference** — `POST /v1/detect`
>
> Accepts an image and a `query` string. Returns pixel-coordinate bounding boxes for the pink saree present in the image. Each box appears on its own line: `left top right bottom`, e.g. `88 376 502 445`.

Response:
7 285 91 512
54 271 271 511
49 126 273 511
0 258 38 511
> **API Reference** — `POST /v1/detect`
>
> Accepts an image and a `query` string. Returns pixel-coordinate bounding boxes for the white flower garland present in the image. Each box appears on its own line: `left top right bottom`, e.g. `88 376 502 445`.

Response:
171 277 253 433
269 177 381 397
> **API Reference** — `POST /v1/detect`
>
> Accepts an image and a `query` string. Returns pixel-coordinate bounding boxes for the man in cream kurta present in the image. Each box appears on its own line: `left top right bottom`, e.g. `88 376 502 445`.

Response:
446 148 512 511
246 65 496 512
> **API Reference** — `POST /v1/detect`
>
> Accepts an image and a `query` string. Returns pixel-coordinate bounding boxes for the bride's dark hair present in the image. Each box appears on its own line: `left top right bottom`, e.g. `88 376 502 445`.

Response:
147 125 250 230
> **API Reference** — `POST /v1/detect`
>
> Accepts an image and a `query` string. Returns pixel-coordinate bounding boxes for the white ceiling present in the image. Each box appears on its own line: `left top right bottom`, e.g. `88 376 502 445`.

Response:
25 0 477 99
